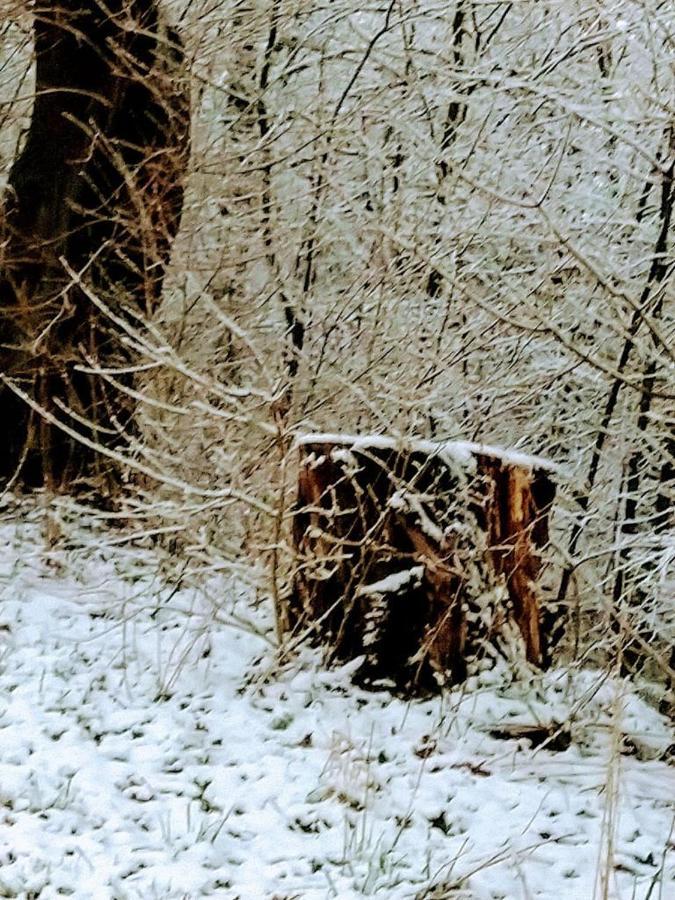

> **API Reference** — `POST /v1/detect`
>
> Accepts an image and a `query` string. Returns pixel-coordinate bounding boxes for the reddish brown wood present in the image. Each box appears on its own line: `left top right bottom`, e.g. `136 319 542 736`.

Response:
288 436 556 692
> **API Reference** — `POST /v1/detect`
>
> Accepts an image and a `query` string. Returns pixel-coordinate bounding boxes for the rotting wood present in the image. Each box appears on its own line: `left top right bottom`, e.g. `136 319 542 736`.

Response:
288 434 557 692
488 722 571 752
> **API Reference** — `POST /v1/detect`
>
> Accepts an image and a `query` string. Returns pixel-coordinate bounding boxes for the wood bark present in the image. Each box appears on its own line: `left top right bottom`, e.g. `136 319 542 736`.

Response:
0 0 189 492
288 436 556 692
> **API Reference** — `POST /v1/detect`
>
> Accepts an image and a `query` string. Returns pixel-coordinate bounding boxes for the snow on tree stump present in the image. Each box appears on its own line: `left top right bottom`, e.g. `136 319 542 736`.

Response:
287 434 557 692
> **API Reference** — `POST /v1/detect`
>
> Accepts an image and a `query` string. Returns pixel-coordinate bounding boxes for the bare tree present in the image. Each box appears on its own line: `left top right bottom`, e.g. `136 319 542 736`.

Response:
0 0 189 493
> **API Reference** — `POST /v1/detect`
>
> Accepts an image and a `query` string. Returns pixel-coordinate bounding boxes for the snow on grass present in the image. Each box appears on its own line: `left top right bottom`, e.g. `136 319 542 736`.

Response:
0 506 673 899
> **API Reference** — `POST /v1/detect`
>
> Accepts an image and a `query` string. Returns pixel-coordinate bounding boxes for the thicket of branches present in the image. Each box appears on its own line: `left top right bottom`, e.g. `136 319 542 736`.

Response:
1 1 673 692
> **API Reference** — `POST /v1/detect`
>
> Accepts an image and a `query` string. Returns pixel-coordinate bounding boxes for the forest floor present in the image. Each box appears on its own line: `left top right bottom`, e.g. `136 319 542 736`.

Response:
0 503 673 899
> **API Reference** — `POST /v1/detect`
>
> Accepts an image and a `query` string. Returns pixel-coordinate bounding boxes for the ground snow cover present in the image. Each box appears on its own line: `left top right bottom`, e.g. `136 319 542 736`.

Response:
0 507 673 899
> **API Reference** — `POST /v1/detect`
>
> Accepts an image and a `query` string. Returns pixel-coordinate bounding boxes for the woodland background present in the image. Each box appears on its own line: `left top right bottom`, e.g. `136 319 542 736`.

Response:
0 0 673 689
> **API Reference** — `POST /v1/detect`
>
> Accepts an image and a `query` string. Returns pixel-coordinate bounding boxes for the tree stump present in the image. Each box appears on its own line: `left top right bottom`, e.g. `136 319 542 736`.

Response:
288 434 557 691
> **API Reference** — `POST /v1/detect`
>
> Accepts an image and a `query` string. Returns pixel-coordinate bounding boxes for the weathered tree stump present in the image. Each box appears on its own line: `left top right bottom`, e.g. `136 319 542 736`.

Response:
288 434 557 692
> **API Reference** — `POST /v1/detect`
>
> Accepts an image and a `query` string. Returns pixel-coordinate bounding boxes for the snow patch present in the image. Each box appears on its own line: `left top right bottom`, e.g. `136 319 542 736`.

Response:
0 511 671 899
357 565 425 597
296 432 559 472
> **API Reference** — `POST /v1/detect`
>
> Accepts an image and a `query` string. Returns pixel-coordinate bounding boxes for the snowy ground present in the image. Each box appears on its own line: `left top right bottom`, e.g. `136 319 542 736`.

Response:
0 506 673 899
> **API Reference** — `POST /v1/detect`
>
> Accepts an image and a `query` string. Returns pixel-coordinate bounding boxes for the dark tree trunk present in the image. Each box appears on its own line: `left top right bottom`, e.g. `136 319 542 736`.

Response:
288 435 556 693
0 0 189 493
